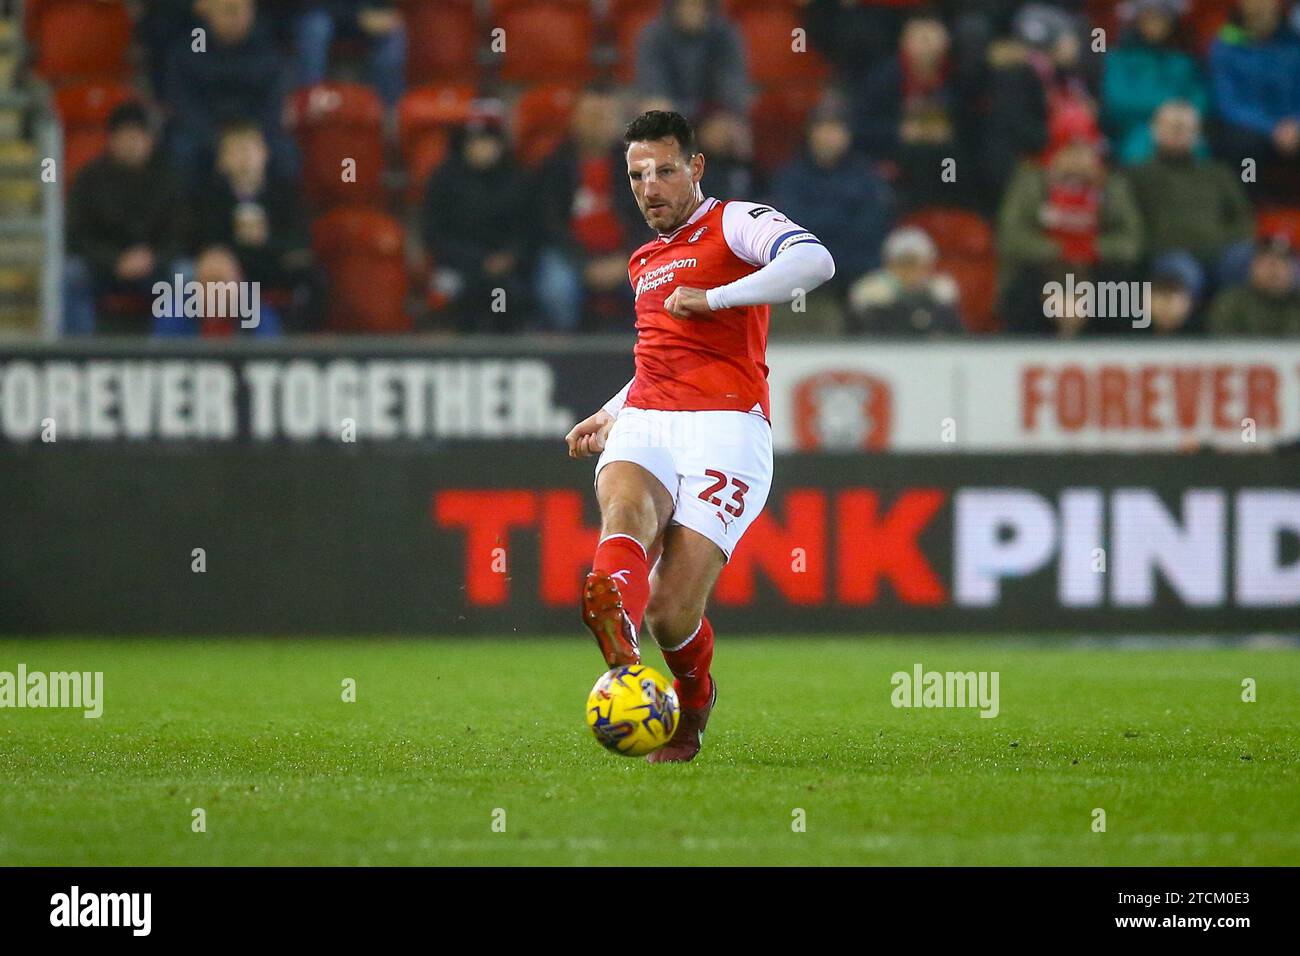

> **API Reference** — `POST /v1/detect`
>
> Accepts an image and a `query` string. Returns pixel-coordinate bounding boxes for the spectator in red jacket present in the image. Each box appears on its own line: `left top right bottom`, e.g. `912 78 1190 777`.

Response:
533 87 646 332
855 9 977 210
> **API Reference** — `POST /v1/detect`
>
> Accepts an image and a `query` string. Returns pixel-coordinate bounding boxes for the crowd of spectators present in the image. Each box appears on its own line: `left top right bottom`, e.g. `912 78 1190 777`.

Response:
46 0 1300 337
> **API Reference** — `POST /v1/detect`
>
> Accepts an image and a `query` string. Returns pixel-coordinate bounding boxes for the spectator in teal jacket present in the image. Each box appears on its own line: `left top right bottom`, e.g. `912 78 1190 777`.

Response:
1101 0 1208 165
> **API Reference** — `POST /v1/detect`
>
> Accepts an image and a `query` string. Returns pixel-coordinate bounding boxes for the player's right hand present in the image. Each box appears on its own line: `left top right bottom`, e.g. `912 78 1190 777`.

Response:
566 410 615 459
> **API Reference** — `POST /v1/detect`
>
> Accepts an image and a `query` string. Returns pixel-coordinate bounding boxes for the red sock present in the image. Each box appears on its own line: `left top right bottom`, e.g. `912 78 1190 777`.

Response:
660 616 714 709
592 533 651 631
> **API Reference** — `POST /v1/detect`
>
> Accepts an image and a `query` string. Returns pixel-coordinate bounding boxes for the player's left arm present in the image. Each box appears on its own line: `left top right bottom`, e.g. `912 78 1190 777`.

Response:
664 202 835 317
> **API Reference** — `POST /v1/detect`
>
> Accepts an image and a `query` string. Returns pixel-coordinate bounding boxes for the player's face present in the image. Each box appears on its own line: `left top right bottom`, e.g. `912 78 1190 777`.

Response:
626 138 705 234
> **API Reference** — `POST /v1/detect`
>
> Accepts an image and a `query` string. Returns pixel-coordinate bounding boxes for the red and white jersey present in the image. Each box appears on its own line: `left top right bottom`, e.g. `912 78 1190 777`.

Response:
625 197 820 421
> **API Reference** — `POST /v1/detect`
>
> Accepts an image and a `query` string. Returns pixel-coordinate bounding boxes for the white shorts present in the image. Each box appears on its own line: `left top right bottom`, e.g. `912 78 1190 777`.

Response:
593 407 774 561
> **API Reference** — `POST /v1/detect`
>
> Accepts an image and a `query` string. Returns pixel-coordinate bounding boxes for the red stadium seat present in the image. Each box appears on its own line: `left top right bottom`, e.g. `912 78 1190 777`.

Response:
1085 0 1121 39
1187 0 1232 53
513 84 579 168
901 208 1000 332
608 0 663 83
721 0 806 12
53 80 135 187
750 83 824 174
312 207 412 332
1256 207 1300 248
403 0 482 86
491 0 595 83
727 1 829 84
398 84 477 201
902 208 994 260
29 0 132 84
940 258 1000 333
285 83 386 210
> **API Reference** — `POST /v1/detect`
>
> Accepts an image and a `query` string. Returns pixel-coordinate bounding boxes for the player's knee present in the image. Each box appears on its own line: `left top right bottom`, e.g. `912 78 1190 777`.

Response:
644 599 698 649
600 495 658 542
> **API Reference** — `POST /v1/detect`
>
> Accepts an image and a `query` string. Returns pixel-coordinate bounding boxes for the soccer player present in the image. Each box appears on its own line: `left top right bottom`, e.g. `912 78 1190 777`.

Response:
565 111 836 762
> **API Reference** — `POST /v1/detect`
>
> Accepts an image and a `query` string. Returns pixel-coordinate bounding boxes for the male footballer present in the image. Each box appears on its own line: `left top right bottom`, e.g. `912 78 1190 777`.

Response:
565 110 836 762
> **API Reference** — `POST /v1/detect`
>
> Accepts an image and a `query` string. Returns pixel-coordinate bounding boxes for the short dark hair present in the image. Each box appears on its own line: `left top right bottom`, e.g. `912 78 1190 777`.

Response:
624 110 697 158
107 102 150 133
903 5 945 26
218 119 264 143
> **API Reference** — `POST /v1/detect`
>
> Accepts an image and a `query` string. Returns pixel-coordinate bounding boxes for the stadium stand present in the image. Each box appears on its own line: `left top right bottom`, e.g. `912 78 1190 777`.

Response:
0 0 1295 337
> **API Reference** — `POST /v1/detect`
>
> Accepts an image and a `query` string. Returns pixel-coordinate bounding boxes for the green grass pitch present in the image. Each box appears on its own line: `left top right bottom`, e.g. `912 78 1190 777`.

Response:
1 637 1297 866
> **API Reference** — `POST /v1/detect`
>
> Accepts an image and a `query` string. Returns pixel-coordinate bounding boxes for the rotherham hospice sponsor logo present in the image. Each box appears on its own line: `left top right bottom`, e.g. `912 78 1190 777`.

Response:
891 663 1000 718
50 887 151 936
634 258 697 300
0 664 103 718
1044 274 1152 329
153 273 261 328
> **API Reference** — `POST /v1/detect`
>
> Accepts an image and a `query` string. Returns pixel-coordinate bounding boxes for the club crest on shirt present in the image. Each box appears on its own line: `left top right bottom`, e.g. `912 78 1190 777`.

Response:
688 226 709 243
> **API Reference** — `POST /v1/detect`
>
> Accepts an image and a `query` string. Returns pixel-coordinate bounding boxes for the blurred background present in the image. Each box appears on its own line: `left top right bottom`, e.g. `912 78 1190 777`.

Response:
1 0 1297 635
4 0 1300 339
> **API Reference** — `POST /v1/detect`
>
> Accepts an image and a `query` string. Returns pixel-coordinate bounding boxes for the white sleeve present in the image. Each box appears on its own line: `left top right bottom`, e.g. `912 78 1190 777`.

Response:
705 202 835 311
602 378 633 418
705 243 836 310
718 200 822 268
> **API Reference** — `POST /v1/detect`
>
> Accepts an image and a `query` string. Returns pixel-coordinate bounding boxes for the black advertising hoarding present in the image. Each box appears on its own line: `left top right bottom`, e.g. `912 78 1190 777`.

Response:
2 442 1296 634
1 341 1296 634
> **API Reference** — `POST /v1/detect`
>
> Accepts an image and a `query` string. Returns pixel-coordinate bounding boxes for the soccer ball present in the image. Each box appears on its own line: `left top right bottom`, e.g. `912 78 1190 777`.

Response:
586 664 679 756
